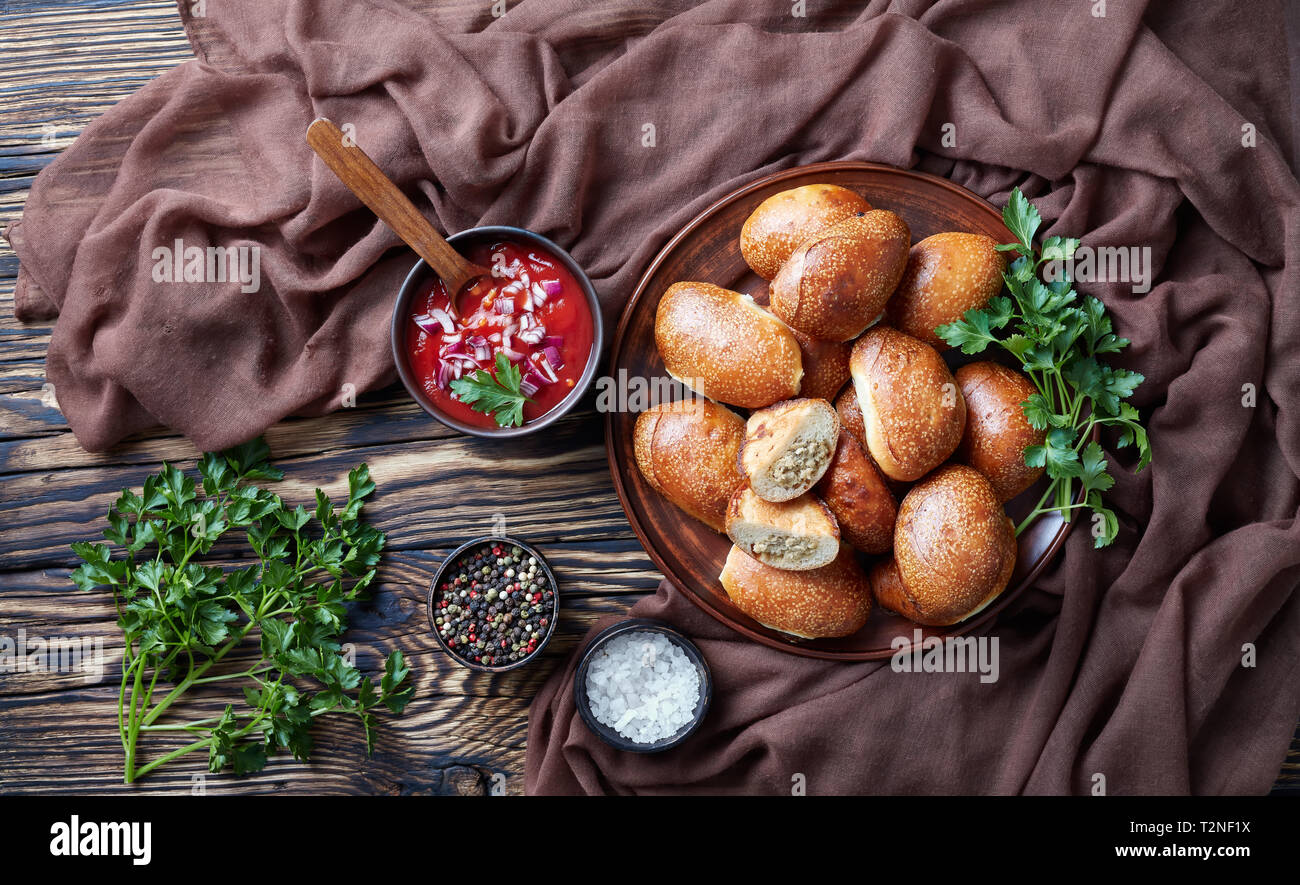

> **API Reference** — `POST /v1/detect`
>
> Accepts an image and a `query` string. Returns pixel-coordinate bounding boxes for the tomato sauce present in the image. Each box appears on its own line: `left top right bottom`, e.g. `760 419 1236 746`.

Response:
404 238 594 429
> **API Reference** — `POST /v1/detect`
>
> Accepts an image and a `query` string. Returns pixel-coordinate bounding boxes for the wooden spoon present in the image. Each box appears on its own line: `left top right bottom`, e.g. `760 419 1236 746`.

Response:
306 117 487 312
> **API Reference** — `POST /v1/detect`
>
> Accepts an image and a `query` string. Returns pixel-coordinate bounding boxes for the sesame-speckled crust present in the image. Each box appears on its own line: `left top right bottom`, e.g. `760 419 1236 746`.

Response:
792 330 852 402
849 326 967 482
815 429 897 554
954 362 1046 501
633 399 747 532
740 184 872 280
834 383 867 447
719 543 872 639
655 281 803 409
885 464 1017 626
886 233 1007 349
833 382 913 499
868 556 923 621
769 210 910 342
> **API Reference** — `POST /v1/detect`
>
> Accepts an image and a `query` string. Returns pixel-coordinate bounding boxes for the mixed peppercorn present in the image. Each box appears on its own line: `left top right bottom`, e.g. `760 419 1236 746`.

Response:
433 542 556 668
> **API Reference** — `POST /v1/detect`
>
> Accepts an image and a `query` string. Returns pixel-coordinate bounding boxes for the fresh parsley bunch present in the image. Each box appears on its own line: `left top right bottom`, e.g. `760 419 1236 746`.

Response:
936 188 1152 547
71 438 414 783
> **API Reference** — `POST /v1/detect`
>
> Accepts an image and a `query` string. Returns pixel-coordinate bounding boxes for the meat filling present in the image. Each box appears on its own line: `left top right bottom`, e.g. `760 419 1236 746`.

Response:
770 436 832 489
752 534 820 564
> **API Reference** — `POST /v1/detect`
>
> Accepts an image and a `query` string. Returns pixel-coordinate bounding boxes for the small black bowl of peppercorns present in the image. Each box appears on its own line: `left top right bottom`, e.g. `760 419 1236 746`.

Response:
427 536 560 672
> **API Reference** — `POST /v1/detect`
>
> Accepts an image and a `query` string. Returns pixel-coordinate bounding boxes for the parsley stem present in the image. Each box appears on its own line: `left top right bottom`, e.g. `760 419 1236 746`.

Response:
1015 482 1059 536
138 718 220 732
129 737 213 781
191 665 274 685
139 625 253 728
124 649 148 783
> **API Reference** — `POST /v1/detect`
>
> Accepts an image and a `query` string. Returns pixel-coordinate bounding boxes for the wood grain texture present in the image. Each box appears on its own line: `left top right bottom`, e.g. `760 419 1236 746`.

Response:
0 0 1295 794
0 546 656 795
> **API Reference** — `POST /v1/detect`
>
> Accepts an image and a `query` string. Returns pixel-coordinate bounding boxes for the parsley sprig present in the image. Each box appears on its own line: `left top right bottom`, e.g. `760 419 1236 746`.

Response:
450 352 533 427
71 439 414 782
936 188 1152 547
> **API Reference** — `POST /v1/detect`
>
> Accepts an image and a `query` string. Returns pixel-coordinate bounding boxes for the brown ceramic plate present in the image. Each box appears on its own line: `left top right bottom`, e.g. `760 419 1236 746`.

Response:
606 161 1082 660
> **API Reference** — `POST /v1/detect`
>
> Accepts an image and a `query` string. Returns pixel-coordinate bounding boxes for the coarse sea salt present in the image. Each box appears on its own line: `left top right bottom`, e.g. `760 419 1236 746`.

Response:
584 631 701 745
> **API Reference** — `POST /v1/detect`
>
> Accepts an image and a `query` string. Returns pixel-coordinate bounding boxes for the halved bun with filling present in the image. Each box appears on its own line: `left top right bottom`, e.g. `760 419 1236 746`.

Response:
633 399 747 532
725 487 840 571
740 398 840 502
870 464 1016 626
719 543 872 639
849 325 966 482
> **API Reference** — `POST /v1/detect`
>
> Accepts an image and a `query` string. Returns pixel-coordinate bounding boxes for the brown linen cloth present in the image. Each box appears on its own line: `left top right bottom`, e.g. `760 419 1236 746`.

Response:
7 1 1299 792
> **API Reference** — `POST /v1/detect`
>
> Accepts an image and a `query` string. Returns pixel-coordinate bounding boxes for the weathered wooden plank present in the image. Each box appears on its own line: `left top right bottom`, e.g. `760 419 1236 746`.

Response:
0 542 659 693
0 411 636 570
0 385 457 464
0 559 647 794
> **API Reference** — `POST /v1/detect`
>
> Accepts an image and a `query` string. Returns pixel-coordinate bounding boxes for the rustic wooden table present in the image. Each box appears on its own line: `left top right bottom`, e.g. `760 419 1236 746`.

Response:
0 0 1294 795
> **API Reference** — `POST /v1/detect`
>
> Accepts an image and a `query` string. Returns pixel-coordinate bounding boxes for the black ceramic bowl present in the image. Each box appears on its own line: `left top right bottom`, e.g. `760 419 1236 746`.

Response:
391 226 603 439
427 535 560 672
573 618 712 753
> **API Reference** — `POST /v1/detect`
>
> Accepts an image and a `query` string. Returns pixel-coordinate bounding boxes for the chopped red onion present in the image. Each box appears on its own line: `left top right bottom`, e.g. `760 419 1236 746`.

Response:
429 308 455 333
519 377 539 397
466 334 487 348
543 346 564 370
495 297 515 316
542 335 564 349
523 369 550 390
542 279 562 296
472 344 492 363
436 361 453 388
500 346 525 362
443 339 466 356
534 354 559 384
413 310 454 336
517 324 546 345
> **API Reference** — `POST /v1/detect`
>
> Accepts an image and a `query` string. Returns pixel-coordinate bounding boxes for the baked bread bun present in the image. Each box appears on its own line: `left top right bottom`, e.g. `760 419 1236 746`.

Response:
871 464 1016 626
740 184 872 280
792 330 852 402
633 399 746 532
724 487 839 571
849 326 966 481
719 543 872 639
815 430 897 554
834 383 866 447
655 282 802 408
885 233 1007 349
740 398 839 502
769 210 910 341
954 362 1045 501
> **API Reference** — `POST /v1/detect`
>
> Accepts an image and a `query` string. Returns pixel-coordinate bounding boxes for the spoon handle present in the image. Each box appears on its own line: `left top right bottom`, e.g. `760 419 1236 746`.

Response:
306 117 486 294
